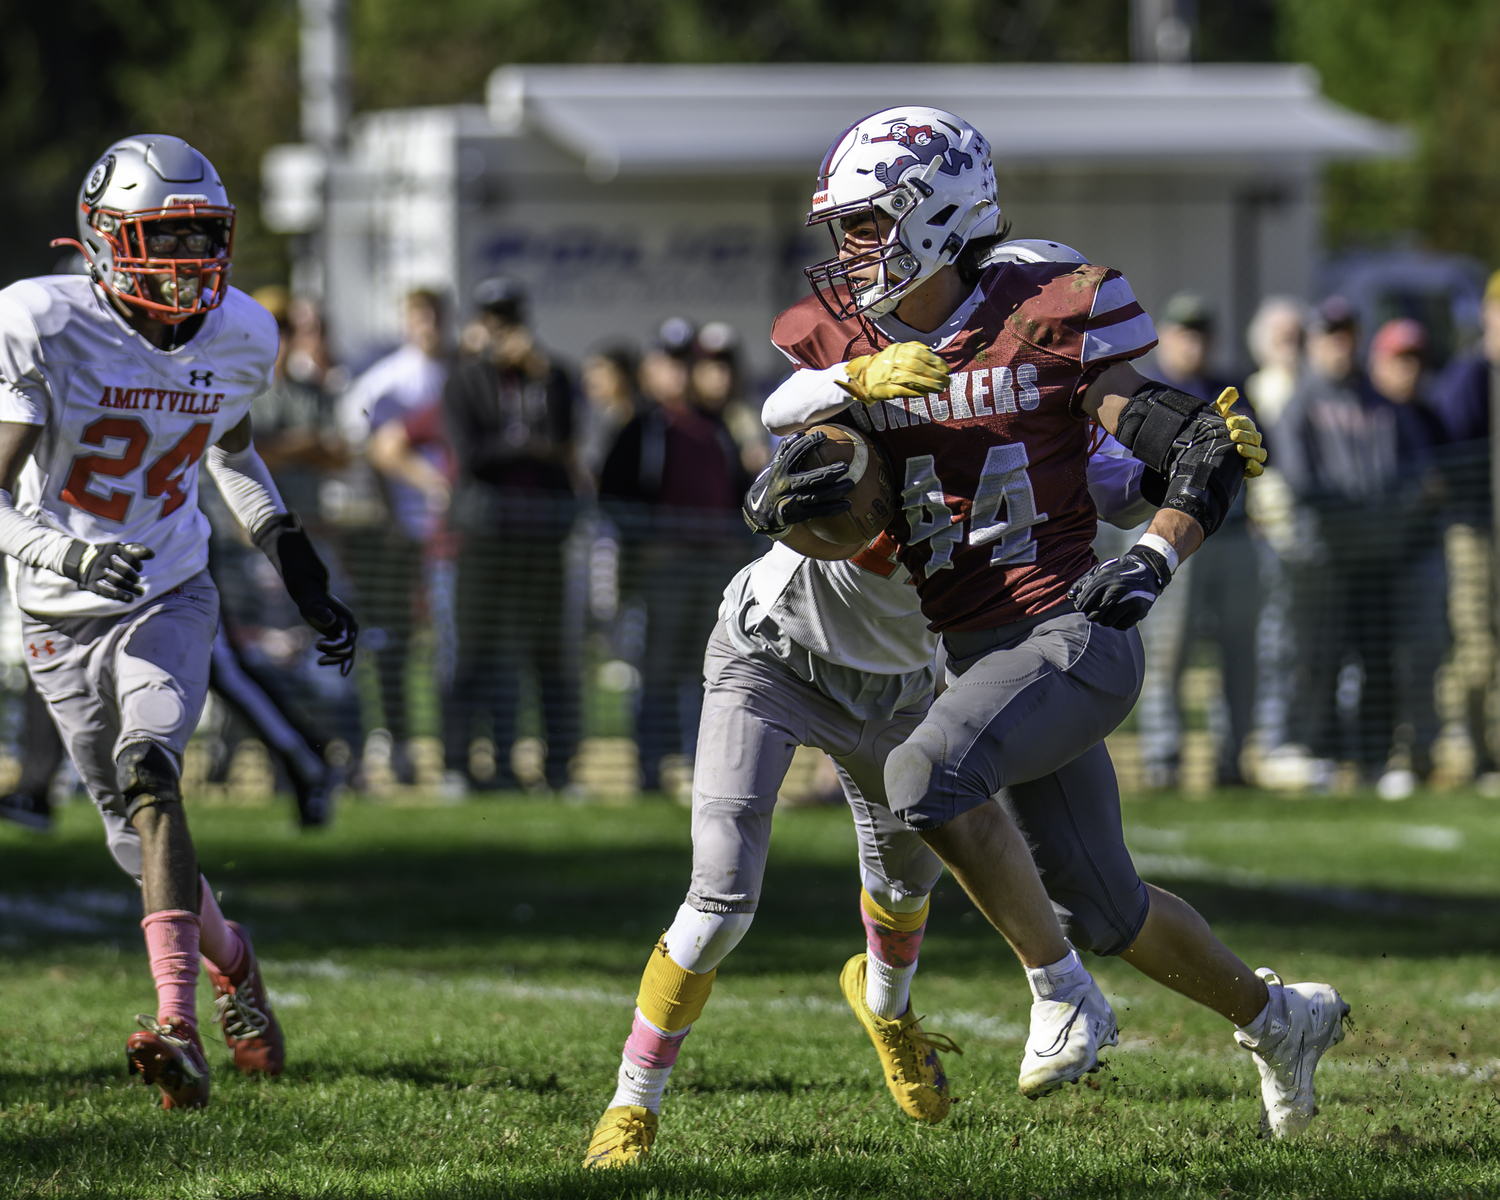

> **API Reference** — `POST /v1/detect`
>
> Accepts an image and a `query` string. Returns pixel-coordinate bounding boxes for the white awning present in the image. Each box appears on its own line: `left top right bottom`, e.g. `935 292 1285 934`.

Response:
487 63 1410 181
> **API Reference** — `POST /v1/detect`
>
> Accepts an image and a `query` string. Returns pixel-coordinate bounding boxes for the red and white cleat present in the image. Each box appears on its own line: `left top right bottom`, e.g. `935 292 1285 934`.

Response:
207 921 285 1076
126 1015 210 1109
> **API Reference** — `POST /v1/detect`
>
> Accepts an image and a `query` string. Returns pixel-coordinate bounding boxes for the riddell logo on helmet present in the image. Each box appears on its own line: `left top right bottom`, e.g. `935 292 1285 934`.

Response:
812 192 830 206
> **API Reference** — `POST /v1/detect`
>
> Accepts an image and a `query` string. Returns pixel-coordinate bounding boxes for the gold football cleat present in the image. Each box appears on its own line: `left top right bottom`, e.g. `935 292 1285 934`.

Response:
583 1104 658 1168
839 953 961 1123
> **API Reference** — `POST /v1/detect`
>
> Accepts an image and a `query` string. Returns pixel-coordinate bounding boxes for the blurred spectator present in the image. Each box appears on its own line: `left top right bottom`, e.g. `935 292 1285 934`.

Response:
338 288 452 783
1135 293 1257 788
1243 297 1307 427
1431 269 1500 784
1241 297 1308 772
600 317 756 792
578 344 640 488
442 276 580 793
248 286 348 522
1270 303 1449 790
692 323 771 475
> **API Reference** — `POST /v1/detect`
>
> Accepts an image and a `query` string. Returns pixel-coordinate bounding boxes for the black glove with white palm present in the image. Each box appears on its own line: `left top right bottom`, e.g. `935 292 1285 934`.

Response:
253 512 359 674
62 540 154 602
742 429 854 538
1068 542 1173 631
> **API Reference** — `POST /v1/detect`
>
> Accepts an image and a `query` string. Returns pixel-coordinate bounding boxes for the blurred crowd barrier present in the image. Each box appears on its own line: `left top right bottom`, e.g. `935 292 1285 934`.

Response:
7 276 1500 814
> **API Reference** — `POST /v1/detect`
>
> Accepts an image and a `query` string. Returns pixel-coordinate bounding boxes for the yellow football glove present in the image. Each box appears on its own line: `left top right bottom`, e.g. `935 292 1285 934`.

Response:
837 342 950 404
1215 387 1266 478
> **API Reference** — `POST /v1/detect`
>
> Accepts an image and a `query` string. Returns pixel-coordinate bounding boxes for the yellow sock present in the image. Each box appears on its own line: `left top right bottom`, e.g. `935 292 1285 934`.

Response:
636 938 716 1032
860 888 930 934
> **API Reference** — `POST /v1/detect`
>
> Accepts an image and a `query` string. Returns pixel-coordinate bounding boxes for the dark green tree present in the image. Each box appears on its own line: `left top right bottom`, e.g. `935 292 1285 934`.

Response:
1280 0 1500 263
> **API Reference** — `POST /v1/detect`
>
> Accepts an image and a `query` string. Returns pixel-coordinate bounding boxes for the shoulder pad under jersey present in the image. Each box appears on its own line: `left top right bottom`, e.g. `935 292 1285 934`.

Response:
1005 263 1157 369
771 294 867 371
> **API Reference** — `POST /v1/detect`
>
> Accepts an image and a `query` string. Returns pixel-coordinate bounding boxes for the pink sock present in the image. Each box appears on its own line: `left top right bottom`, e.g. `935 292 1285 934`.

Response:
197 877 245 978
861 907 926 969
622 1010 691 1069
141 910 201 1030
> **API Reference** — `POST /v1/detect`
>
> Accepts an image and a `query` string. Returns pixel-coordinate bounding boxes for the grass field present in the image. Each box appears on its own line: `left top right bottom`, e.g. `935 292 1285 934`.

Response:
3 790 1500 1198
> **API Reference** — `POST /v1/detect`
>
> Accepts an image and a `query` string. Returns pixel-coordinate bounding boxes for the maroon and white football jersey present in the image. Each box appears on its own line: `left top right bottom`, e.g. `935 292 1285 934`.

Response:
771 263 1156 632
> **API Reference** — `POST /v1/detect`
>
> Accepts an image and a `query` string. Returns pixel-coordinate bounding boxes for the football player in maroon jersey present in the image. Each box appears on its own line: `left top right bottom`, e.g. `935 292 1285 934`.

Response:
751 106 1345 1138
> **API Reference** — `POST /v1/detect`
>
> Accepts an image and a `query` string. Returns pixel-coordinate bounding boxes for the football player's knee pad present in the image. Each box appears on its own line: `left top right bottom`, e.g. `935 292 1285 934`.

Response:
663 903 753 974
1051 874 1151 958
882 730 950 829
102 814 144 881
1113 380 1243 537
860 871 931 916
116 741 181 821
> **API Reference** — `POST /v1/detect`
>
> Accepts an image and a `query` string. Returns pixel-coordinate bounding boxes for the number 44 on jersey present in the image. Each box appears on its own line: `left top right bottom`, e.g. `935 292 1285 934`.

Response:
902 444 1048 577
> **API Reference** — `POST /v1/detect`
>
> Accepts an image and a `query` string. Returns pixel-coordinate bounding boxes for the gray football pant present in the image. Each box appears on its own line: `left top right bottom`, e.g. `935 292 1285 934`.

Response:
687 623 944 915
23 571 219 880
886 605 1152 956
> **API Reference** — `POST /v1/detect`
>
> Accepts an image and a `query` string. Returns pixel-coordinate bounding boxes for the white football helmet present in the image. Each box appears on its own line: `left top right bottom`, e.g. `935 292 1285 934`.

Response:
57 135 235 324
805 107 1000 321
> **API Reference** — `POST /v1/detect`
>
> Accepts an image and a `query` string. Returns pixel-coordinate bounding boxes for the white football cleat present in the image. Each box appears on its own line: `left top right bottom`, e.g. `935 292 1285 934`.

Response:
1017 974 1118 1099
1234 967 1349 1139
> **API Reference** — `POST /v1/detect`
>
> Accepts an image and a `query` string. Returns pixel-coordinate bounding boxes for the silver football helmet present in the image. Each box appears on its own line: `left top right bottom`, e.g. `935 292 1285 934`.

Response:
58 135 235 324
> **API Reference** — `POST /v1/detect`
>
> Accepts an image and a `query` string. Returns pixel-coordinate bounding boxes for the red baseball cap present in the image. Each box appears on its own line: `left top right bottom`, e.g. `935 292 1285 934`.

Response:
1369 318 1426 361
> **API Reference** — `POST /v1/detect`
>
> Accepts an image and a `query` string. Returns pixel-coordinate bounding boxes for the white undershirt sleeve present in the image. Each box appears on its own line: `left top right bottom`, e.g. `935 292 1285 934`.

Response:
1088 432 1158 529
0 487 73 576
760 364 855 435
205 443 288 536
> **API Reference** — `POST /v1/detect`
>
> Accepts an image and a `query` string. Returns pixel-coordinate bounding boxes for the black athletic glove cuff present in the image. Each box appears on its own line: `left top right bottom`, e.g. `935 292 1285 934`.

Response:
61 539 90 582
252 511 330 610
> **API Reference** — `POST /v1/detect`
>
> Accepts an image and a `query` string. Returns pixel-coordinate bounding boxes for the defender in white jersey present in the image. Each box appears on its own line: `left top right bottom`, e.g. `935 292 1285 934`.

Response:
0 136 358 1110
584 414 1156 1166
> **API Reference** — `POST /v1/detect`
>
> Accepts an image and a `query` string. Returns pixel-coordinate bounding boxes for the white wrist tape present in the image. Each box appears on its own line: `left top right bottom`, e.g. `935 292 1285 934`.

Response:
0 488 74 577
205 444 287 535
1135 531 1179 576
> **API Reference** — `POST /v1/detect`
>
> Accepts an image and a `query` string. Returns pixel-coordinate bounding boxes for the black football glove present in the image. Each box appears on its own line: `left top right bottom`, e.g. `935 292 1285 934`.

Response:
62 540 154 602
1068 544 1173 630
253 512 359 674
742 430 855 538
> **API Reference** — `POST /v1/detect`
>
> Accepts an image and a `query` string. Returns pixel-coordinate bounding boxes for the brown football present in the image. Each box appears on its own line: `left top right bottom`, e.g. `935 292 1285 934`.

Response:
798 424 897 547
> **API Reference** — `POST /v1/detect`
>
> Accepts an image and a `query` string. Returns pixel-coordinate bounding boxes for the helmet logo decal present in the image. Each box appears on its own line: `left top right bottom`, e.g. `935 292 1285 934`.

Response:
866 121 974 188
84 155 116 203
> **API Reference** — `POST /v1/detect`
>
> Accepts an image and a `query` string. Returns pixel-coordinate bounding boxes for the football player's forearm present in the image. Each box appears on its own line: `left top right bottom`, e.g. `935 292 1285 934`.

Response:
1143 507 1205 566
0 487 74 575
1085 365 1243 543
205 443 287 536
0 422 69 574
761 364 853 435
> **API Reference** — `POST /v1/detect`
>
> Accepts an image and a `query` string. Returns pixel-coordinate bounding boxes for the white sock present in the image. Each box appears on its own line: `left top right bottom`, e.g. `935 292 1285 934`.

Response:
1025 946 1091 1004
866 953 918 1020
608 1057 675 1113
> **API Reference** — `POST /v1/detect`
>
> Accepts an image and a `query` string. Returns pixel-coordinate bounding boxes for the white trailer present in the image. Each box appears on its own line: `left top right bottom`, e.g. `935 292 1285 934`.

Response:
288 63 1405 385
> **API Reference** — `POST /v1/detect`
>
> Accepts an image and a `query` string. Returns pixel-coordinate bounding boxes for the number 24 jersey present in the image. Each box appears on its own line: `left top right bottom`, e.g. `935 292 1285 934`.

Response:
771 262 1156 633
0 275 277 617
